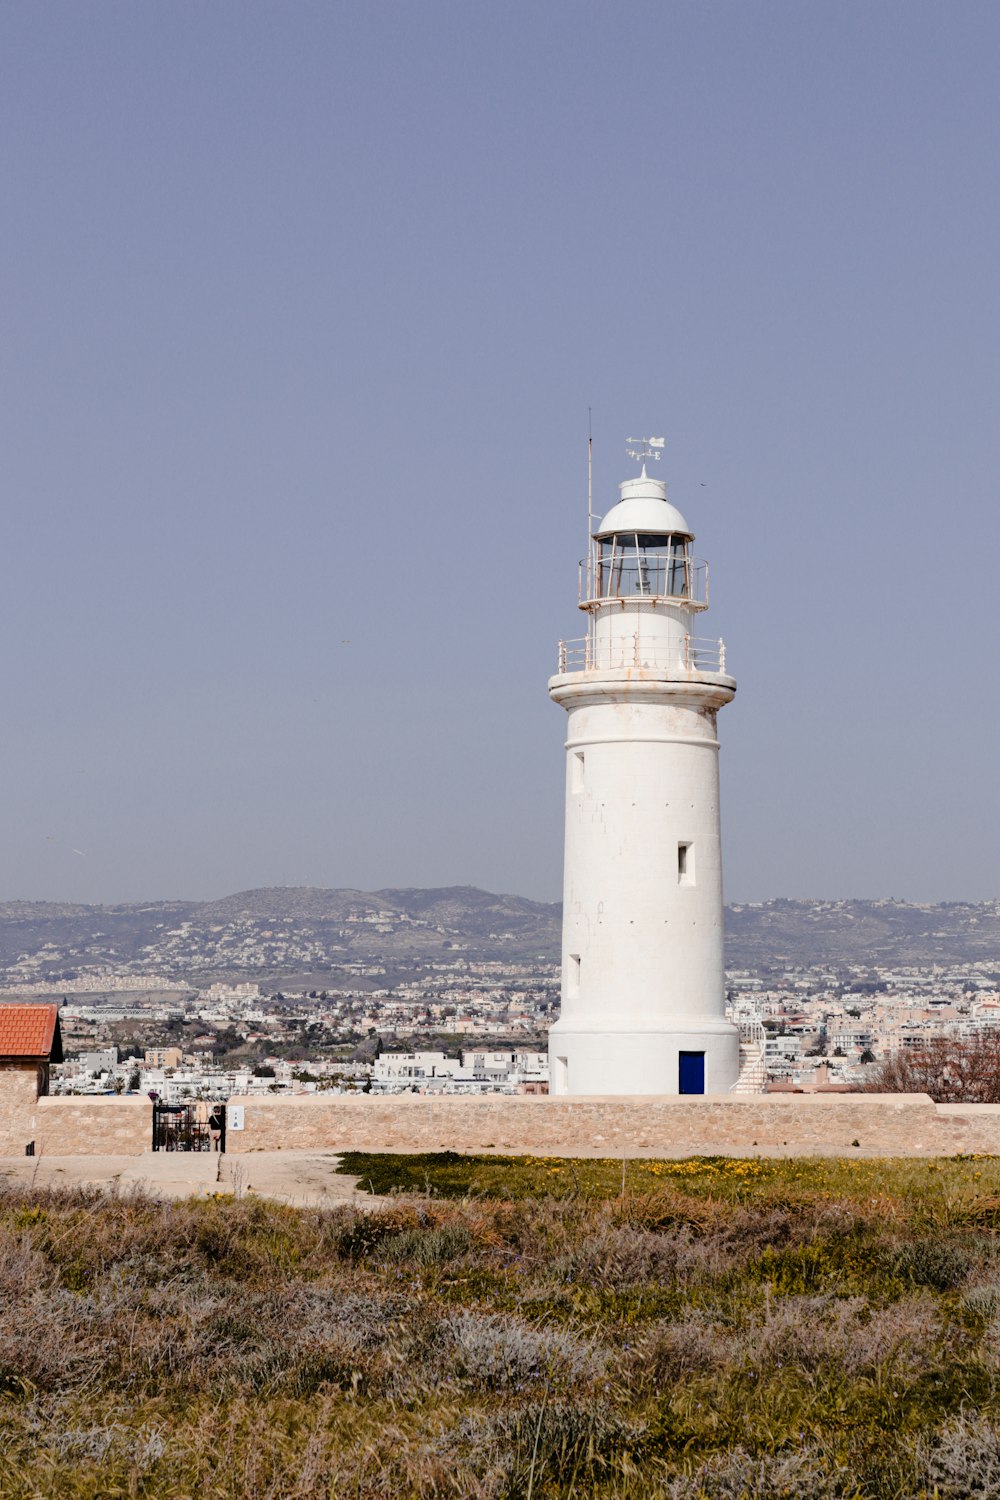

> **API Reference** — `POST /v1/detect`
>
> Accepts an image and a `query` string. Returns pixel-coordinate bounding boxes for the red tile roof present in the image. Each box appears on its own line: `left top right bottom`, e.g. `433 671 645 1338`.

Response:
0 1005 63 1061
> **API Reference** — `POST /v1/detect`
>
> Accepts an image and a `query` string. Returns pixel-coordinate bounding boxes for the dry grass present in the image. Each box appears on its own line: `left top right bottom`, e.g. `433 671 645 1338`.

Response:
0 1157 998 1494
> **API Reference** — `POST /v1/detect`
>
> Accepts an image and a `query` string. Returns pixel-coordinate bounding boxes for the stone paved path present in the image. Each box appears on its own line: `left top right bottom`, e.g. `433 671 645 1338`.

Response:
0 1149 383 1208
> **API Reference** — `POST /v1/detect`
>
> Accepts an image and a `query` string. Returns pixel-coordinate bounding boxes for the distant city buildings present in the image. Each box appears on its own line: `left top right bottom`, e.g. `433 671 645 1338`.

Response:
0 892 996 1099
371 1049 548 1094
35 952 1000 1101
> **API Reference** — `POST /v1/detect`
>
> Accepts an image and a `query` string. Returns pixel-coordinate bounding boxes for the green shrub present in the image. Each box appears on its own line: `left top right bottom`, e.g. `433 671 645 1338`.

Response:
886 1238 972 1291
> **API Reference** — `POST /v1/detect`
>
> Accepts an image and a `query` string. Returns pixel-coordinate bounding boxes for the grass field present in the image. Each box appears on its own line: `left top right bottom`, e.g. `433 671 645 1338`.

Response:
4 1154 1000 1495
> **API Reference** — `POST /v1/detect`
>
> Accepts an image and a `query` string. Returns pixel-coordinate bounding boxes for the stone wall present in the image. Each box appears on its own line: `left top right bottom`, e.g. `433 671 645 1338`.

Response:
0 1068 44 1155
224 1092 1000 1159
36 1097 151 1156
3 1089 1000 1161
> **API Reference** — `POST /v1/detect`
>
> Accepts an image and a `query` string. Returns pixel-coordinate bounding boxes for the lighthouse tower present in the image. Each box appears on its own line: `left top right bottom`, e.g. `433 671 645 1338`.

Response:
547 438 739 1096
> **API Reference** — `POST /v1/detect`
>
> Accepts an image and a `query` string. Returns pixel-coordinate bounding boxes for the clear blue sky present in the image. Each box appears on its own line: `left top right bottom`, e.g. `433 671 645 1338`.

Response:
2 1 998 905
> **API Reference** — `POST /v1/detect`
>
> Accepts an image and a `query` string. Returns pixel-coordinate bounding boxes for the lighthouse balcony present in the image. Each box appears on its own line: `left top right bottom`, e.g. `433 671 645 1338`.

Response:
556 633 729 676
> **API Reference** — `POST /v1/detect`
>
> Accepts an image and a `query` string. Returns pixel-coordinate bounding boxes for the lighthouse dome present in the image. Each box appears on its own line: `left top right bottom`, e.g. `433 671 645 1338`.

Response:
596 473 692 539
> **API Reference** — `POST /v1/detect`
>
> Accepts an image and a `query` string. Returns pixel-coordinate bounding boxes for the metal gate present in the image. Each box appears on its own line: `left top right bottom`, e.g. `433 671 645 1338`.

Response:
152 1101 225 1152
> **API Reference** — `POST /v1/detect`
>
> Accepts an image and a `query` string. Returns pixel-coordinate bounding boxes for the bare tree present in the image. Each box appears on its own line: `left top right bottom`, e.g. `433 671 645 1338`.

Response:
863 1031 1000 1103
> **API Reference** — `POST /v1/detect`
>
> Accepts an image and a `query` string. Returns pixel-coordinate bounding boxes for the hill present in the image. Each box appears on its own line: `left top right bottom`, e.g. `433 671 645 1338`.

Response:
2 890 1000 983
726 897 1000 970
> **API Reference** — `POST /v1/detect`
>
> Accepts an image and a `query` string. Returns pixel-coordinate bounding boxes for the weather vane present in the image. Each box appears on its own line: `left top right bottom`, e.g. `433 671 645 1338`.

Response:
625 435 665 467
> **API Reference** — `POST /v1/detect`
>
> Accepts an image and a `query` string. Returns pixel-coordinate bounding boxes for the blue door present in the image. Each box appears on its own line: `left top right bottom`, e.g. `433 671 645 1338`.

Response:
679 1051 705 1095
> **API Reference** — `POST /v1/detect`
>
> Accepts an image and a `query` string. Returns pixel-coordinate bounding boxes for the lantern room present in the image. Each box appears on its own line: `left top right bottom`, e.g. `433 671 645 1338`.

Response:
584 471 708 611
559 445 719 677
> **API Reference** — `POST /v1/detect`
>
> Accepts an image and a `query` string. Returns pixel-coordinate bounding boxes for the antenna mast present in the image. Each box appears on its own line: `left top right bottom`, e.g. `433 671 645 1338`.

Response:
586 409 594 601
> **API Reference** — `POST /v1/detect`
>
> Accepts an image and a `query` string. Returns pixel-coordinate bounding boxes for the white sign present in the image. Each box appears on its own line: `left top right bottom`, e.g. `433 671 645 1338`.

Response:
227 1104 245 1132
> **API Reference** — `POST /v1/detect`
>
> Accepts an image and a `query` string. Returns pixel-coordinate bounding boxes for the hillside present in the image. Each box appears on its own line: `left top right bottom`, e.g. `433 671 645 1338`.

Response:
726 897 1000 970
2 890 1000 982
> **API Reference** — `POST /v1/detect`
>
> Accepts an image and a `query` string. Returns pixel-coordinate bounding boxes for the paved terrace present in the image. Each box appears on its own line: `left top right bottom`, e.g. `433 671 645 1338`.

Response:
0 1150 383 1208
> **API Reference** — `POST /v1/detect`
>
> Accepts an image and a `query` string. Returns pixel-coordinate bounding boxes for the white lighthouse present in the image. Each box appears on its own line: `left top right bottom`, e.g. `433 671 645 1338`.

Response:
547 437 740 1096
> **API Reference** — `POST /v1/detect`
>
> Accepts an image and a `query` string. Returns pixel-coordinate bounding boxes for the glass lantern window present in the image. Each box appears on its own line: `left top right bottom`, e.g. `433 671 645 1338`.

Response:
597 533 691 599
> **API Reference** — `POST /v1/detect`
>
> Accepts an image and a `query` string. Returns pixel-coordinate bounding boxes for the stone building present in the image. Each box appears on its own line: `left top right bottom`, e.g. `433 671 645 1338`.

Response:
0 1004 63 1153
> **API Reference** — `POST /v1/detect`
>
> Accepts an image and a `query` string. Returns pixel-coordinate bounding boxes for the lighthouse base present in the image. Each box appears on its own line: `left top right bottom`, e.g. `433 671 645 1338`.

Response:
547 1020 740 1098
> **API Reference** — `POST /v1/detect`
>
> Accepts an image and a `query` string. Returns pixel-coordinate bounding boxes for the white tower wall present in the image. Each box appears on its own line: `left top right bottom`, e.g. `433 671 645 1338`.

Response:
547 450 739 1096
